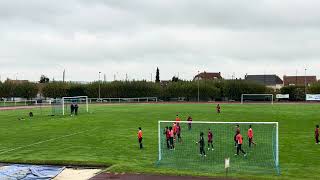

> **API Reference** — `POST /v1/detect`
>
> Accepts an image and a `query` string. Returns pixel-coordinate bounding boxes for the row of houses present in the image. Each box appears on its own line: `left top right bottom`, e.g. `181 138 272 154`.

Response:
193 72 318 89
4 72 318 90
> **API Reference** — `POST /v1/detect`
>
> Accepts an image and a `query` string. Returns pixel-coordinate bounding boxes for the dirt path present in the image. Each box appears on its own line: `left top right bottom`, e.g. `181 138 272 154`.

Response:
0 105 50 111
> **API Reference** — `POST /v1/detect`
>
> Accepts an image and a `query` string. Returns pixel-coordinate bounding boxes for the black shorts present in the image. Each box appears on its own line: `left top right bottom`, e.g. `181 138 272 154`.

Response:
138 137 142 143
170 137 174 144
177 133 181 138
208 140 213 143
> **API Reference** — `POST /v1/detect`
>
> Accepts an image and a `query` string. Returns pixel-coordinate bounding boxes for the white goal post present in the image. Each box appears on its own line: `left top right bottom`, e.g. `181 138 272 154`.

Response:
241 94 274 104
62 96 89 115
158 121 279 174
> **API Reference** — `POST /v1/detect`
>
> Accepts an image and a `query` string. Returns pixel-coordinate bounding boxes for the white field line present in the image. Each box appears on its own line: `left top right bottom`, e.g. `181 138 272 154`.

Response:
0 128 97 155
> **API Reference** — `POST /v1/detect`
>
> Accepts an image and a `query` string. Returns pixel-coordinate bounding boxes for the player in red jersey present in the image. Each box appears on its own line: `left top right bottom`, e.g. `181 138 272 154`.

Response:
248 125 256 147
163 126 170 149
187 116 192 130
137 127 143 149
235 131 246 156
216 104 221 113
176 123 182 142
207 128 214 151
315 125 319 144
175 115 181 122
173 122 177 141
169 126 175 150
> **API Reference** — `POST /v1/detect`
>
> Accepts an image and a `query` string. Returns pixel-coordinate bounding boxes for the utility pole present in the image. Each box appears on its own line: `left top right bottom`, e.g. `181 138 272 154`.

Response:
99 72 101 100
63 69 65 83
197 70 200 102
295 69 298 85
104 74 106 82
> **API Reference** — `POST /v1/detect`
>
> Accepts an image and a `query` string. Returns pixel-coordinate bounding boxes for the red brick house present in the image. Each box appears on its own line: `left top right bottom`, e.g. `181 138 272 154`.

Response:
283 75 317 86
193 72 222 81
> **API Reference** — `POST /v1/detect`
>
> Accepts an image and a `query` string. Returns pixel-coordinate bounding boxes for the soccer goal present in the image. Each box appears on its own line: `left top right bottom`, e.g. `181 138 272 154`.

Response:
241 94 274 104
157 121 279 175
62 96 89 115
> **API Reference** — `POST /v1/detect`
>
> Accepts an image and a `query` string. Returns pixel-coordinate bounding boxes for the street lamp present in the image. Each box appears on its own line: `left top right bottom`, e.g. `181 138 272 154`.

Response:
99 72 101 101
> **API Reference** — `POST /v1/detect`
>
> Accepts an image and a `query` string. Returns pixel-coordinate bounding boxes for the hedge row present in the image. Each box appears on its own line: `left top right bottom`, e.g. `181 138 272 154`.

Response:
41 80 268 101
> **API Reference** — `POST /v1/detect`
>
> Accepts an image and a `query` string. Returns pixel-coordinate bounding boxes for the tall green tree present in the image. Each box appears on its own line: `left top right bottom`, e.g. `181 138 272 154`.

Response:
39 75 49 83
155 67 160 83
15 82 38 99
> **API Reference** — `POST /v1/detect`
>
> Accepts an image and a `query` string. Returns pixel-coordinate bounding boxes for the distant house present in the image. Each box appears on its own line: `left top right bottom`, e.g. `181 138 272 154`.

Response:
245 74 283 89
160 80 171 86
193 72 222 81
283 75 317 86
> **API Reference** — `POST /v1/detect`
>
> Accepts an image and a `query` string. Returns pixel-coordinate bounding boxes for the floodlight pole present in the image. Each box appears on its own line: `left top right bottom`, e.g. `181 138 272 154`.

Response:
99 72 101 101
304 68 307 96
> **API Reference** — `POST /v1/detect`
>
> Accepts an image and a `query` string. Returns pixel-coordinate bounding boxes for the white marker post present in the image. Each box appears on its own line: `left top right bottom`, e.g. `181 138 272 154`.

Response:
225 157 230 177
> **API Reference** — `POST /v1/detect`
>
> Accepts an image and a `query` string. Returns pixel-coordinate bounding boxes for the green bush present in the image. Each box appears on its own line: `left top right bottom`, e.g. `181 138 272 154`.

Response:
308 82 320 94
280 85 306 101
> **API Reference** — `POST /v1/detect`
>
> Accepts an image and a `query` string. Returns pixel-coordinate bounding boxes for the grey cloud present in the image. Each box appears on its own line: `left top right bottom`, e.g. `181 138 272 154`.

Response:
1 0 320 81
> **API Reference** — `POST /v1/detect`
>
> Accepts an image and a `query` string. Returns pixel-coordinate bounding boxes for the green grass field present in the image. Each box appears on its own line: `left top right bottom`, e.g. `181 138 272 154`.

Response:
0 103 319 180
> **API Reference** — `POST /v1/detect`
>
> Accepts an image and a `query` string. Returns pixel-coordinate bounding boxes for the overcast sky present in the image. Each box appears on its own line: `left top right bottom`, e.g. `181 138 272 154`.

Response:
1 0 320 82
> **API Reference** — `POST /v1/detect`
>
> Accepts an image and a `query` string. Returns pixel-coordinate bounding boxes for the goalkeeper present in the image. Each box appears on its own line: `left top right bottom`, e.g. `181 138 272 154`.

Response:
196 132 206 157
234 125 240 147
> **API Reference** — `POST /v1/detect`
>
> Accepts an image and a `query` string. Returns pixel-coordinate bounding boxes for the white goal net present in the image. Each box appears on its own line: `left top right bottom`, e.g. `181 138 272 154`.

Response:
157 121 279 174
241 94 274 104
62 96 89 115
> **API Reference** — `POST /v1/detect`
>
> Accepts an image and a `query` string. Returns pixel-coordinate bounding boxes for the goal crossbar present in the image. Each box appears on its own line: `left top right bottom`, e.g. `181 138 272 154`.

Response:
159 121 278 124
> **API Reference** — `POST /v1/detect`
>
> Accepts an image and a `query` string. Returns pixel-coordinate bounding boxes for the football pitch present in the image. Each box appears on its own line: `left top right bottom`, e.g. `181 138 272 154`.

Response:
0 103 319 180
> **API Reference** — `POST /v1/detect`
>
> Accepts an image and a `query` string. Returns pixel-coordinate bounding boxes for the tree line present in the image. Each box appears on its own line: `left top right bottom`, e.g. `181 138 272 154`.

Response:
1 79 320 101
42 80 271 101
0 81 38 99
